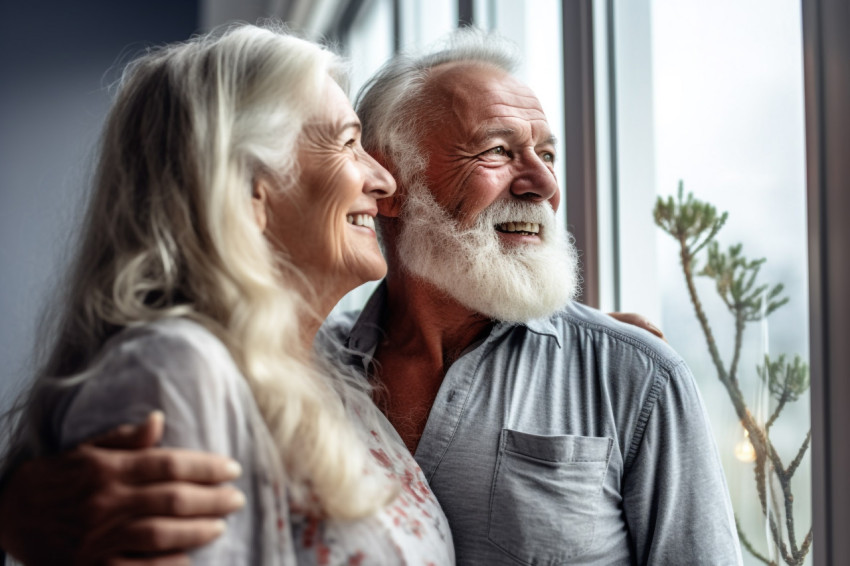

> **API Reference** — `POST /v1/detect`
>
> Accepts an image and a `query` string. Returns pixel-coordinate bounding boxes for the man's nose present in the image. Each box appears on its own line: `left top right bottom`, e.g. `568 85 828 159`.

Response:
362 151 397 199
509 152 559 205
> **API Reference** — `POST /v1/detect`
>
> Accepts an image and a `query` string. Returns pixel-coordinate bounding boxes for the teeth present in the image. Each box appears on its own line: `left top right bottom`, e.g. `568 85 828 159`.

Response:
346 214 376 231
496 222 540 234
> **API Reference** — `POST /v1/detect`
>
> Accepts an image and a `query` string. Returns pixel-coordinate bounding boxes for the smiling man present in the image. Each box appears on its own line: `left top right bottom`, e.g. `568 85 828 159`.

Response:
0 29 741 566
323 30 744 564
393 62 575 326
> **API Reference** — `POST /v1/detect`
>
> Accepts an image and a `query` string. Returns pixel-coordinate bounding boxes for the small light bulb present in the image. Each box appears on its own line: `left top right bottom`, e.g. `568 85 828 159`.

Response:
734 429 756 463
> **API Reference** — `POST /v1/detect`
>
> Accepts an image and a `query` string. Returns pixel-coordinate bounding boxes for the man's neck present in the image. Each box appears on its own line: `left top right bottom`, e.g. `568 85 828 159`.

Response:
370 268 494 453
381 270 493 366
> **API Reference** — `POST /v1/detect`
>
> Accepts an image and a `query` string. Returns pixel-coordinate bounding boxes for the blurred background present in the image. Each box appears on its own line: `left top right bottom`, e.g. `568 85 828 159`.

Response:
2 1 845 564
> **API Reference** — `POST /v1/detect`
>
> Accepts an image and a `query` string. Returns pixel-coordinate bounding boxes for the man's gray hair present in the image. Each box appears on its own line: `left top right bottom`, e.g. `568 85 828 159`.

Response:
354 27 520 187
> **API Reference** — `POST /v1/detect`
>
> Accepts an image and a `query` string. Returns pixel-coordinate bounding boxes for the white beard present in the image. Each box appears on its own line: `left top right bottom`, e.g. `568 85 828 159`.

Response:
396 180 580 323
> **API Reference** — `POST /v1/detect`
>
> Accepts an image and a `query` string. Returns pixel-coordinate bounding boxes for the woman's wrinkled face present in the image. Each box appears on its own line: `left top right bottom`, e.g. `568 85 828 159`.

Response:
262 78 396 306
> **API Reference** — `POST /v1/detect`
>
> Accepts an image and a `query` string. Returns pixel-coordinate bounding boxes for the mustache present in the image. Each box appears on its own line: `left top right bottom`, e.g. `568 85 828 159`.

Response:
474 199 556 232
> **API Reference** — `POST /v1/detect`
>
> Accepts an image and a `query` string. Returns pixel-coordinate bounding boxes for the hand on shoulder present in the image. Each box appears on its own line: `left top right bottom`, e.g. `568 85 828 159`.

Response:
607 312 667 342
0 412 245 565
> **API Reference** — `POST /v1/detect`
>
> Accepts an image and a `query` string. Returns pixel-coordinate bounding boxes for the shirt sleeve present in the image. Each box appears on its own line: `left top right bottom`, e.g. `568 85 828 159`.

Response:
58 323 296 565
622 360 743 565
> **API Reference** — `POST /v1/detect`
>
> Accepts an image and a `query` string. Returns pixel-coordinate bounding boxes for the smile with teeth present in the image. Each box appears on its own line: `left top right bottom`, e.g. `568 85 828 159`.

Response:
495 221 540 235
347 213 376 231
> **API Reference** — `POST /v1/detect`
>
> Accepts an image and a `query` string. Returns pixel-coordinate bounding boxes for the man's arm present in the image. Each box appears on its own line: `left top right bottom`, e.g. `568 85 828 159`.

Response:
622 361 742 565
0 412 245 566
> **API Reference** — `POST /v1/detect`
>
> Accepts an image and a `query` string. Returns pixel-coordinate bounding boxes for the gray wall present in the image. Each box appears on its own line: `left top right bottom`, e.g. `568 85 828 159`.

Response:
0 1 199 412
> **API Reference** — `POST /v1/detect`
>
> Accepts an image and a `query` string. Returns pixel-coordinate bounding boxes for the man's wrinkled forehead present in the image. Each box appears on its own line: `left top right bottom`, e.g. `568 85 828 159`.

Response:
424 61 549 135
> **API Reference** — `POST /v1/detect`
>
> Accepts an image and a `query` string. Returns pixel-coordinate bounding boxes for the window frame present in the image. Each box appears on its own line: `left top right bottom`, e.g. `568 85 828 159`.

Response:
802 0 850 563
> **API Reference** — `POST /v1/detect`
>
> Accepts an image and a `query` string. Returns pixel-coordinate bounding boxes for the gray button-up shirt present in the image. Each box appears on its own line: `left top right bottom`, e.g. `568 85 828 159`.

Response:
321 284 742 565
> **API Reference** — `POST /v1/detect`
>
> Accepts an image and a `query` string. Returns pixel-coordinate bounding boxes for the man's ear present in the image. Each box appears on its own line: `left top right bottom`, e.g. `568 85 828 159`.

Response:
370 149 404 218
251 177 269 231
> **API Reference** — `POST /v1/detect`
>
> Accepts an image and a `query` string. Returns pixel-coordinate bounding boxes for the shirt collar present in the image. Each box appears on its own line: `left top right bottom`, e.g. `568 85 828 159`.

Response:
490 314 563 348
346 280 389 359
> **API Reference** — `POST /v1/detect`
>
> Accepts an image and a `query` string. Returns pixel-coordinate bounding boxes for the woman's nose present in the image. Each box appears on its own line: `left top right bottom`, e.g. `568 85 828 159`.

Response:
362 151 397 199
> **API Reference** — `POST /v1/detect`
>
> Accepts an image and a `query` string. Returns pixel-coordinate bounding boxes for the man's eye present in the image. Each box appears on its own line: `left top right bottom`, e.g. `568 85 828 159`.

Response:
487 146 506 156
542 151 555 163
344 138 357 149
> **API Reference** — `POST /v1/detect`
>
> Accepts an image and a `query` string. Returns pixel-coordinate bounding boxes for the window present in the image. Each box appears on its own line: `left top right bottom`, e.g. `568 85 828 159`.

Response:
595 1 812 563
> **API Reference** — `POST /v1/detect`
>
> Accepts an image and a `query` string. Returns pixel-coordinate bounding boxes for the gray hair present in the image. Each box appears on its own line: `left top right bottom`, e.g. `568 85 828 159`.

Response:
355 27 520 187
3 22 396 520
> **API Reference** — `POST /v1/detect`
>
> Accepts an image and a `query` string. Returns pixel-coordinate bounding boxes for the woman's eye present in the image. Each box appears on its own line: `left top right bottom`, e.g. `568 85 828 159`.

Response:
344 138 357 149
542 151 555 163
487 146 506 156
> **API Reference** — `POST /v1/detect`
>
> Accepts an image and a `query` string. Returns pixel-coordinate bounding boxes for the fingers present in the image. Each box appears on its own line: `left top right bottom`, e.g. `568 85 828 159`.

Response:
607 312 668 343
90 411 165 450
83 518 225 566
106 555 192 566
114 517 227 555
116 448 243 485
124 483 246 518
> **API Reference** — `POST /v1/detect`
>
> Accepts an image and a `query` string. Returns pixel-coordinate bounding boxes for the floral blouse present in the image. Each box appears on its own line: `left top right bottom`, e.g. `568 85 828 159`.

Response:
56 318 455 565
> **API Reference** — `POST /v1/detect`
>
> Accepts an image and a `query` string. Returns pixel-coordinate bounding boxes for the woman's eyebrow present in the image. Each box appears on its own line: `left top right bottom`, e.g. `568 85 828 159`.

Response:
337 121 362 133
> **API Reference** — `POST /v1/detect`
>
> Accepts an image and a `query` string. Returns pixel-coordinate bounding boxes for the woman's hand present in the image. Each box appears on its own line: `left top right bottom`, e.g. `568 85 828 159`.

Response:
607 312 667 342
0 412 245 566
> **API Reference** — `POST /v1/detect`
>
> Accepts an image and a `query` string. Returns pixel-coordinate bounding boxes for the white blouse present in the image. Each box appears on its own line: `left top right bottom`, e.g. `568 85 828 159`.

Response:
57 317 455 565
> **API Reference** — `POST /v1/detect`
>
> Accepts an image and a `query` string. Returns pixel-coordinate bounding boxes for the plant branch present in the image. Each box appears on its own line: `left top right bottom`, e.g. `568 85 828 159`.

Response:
654 186 812 565
766 387 790 430
788 431 811 477
729 310 746 384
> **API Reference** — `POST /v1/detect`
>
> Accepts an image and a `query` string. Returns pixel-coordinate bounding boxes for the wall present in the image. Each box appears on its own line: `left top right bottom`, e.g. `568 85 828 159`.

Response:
0 0 199 413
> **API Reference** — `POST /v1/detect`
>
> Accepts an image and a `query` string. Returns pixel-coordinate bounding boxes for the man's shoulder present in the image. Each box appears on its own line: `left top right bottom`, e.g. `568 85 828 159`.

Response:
546 302 686 372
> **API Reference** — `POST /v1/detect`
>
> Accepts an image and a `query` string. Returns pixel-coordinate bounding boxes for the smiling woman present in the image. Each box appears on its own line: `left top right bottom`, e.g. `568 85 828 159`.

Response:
256 77 395 325
0 22 453 565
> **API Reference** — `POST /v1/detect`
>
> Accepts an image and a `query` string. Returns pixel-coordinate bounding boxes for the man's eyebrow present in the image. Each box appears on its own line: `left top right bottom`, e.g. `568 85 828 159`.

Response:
472 127 516 144
471 128 558 148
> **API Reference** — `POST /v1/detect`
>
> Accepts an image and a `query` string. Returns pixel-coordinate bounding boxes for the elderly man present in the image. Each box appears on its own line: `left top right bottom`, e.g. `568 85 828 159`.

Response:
0 30 741 565
333 32 741 564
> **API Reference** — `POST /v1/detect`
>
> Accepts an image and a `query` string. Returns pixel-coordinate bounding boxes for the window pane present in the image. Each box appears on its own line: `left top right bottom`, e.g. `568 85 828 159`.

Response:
601 1 812 564
398 0 456 49
489 0 566 225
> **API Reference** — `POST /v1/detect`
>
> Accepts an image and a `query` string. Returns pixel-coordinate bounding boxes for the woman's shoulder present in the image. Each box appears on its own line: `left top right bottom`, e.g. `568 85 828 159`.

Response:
87 317 240 383
58 317 250 450
109 316 229 357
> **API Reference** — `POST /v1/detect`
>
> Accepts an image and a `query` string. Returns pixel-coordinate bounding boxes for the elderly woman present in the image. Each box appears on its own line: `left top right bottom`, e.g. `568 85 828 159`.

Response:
1 23 454 564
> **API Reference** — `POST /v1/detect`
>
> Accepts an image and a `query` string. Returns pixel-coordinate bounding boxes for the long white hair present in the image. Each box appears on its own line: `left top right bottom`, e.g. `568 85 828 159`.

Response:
3 23 393 519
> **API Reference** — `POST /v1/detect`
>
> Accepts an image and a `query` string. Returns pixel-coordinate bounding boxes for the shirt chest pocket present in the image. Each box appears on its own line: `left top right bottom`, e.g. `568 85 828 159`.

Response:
487 429 613 565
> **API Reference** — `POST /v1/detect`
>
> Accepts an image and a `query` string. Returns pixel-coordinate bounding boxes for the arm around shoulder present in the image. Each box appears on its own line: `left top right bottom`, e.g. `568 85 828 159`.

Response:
59 322 267 564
